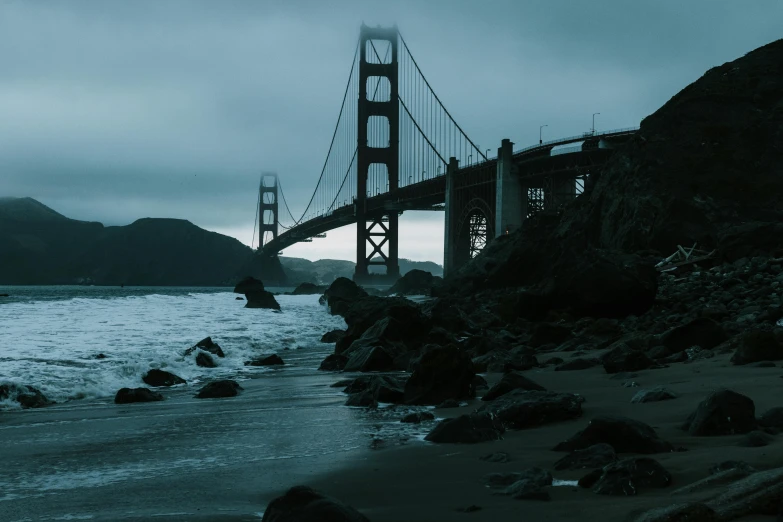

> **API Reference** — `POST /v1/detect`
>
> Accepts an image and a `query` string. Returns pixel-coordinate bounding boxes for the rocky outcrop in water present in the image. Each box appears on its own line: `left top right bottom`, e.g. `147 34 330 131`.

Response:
385 269 442 296
0 383 54 409
195 380 243 399
234 277 280 310
142 369 186 387
114 387 164 404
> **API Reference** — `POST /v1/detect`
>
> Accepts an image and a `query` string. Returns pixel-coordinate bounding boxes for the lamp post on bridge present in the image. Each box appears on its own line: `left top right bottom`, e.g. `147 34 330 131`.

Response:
539 124 548 144
592 113 600 135
485 148 490 158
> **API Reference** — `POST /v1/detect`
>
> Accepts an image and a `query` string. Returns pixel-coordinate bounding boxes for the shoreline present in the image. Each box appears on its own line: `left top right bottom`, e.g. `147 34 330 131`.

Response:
306 351 782 522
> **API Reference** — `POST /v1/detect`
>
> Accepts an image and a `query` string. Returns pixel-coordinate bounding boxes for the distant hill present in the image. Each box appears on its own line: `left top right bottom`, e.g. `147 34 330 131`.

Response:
0 198 443 286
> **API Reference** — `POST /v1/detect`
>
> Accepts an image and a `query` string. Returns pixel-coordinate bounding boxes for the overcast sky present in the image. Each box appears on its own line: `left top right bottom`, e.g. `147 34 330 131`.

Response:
1 0 781 263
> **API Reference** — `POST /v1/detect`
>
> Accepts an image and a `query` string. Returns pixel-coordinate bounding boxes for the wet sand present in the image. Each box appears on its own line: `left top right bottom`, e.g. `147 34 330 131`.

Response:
309 352 783 521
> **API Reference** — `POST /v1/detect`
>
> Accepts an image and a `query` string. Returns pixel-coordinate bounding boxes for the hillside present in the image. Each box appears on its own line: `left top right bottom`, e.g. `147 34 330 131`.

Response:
0 198 443 286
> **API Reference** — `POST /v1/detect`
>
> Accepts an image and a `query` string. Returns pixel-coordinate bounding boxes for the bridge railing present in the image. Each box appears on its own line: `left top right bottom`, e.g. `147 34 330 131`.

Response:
513 126 639 155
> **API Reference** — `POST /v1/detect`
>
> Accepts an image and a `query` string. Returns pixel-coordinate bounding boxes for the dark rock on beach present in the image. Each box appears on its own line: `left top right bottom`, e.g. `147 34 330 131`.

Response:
554 443 617 471
602 343 656 374
0 383 54 409
114 387 164 404
404 344 476 405
401 411 435 423
481 371 546 401
261 485 370 522
631 387 678 404
184 337 225 358
386 269 442 296
682 389 756 436
234 276 281 310
591 457 672 496
424 412 505 444
478 390 583 430
142 369 186 387
318 354 348 371
195 380 243 399
730 329 783 365
245 354 284 366
320 329 346 343
554 416 674 454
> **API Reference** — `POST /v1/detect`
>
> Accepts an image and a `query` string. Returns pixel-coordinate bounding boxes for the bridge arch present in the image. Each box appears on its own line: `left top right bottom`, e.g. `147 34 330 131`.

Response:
453 197 494 269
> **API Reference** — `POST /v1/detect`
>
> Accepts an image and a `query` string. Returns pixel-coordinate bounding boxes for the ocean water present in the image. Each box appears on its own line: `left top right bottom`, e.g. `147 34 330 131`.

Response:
0 286 436 519
0 286 345 408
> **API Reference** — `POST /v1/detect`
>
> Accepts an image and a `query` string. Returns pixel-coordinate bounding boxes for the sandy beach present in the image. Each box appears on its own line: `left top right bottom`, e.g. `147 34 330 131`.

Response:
308 351 782 522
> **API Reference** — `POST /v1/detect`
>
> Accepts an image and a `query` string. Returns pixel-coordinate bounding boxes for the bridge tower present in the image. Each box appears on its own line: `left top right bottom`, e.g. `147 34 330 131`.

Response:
354 24 400 285
259 172 278 250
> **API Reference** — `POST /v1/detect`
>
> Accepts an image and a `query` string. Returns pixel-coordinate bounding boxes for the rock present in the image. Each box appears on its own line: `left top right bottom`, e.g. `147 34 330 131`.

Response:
529 323 573 347
320 329 346 343
0 383 54 409
114 387 164 404
196 352 216 368
471 350 538 373
632 387 678 403
477 390 583 430
335 298 428 355
673 467 756 495
291 282 325 295
234 276 281 310
345 389 378 408
245 354 285 366
554 443 617 471
184 337 225 358
480 452 511 463
94 353 107 359
424 412 505 443
602 344 655 374
437 399 460 409
472 374 489 391
731 329 783 365
633 503 719 522
235 297 244 300
554 416 674 454
592 457 672 495
342 341 403 373
386 269 442 296
401 411 435 423
498 468 553 501
759 407 783 428
318 354 348 371
195 380 243 399
260 485 369 522
737 430 773 447
234 276 265 294
343 375 406 405
682 389 756 436
321 277 368 315
481 371 546 401
709 461 757 475
142 369 186 387
331 379 354 388
543 357 565 366
555 358 601 371
660 318 728 353
706 466 783 520
404 345 476 405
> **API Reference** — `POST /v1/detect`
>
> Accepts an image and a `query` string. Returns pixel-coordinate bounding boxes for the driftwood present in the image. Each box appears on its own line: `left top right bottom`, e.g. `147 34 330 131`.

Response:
658 250 717 273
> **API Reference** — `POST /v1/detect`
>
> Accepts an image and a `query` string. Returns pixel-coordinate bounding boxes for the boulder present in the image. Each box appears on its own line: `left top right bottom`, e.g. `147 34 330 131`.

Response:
142 369 186 387
529 323 573 347
591 457 672 495
245 354 285 366
477 390 583 430
731 329 783 365
660 318 728 353
682 389 756 436
320 329 346 343
318 354 348 372
404 345 476 405
554 443 617 471
424 412 505 444
471 350 537 373
0 383 54 409
342 375 406 405
335 298 427 355
737 430 773 447
758 407 783 428
291 282 326 295
321 277 368 315
342 338 405 373
114 387 164 404
491 468 553 501
196 352 217 368
481 372 546 401
386 269 442 296
261 485 370 522
234 276 281 310
195 380 243 399
602 344 655 374
554 416 674 454
632 387 678 404
345 389 378 408
633 503 719 522
184 337 225 358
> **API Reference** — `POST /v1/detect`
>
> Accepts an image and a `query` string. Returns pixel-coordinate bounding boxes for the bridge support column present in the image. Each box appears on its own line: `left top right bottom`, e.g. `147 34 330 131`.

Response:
443 157 459 277
259 172 278 249
495 138 525 237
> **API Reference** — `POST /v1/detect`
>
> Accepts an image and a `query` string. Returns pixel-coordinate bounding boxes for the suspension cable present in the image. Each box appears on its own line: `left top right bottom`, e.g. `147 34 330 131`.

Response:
251 176 260 249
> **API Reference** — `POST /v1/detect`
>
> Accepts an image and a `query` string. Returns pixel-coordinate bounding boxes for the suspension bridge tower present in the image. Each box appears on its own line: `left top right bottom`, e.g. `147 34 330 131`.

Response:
354 24 400 285
259 172 279 250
